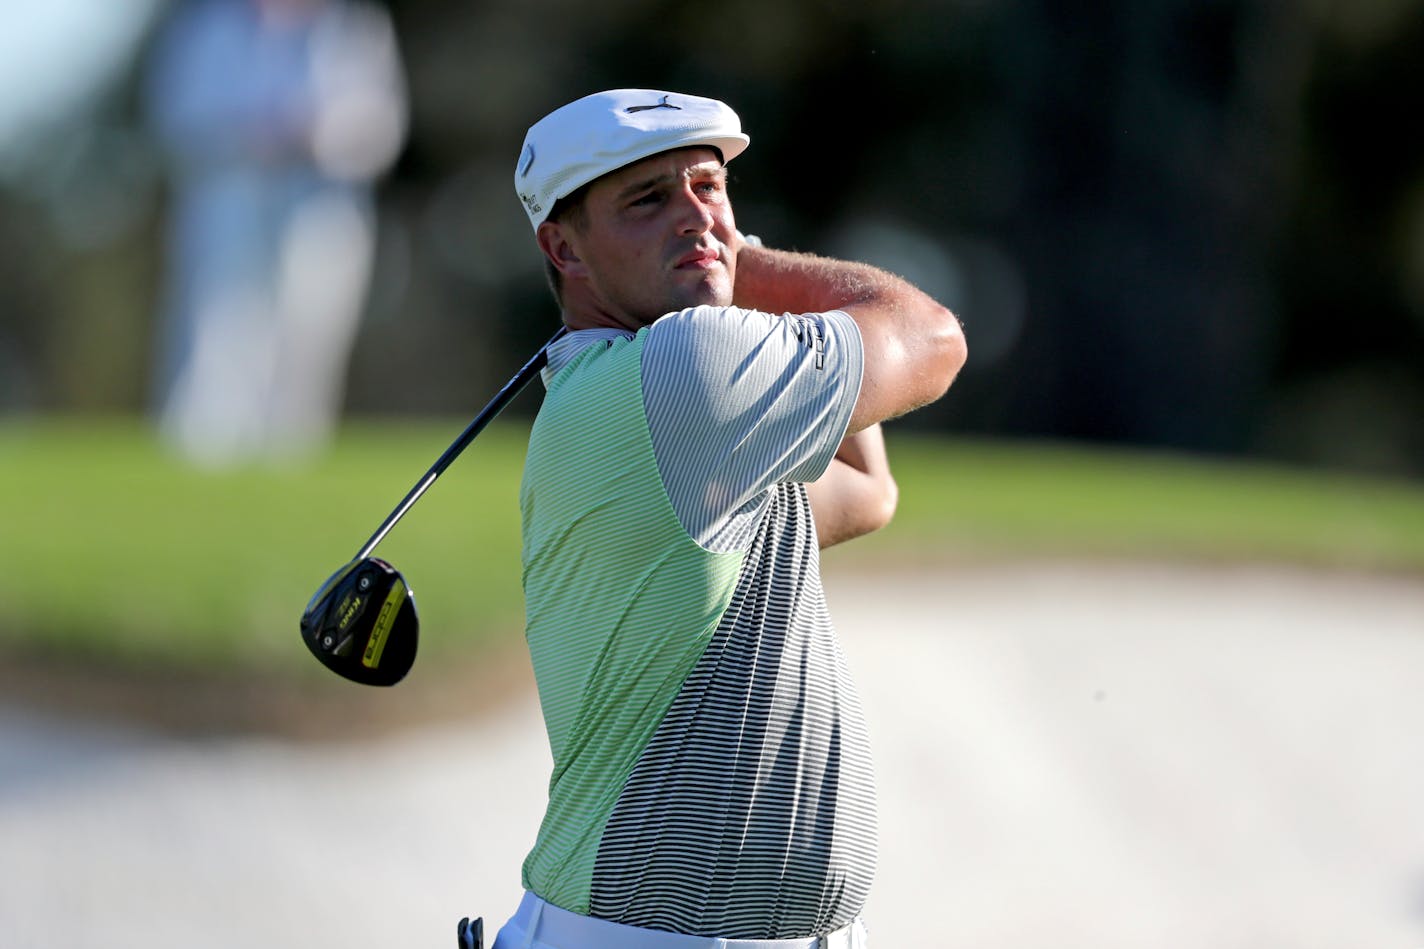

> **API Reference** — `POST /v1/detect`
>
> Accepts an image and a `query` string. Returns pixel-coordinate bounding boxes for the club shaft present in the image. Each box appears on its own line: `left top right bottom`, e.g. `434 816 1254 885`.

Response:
354 327 568 561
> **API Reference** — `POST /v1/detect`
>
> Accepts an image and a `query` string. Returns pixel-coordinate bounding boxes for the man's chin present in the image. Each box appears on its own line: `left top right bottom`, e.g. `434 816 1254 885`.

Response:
672 275 734 312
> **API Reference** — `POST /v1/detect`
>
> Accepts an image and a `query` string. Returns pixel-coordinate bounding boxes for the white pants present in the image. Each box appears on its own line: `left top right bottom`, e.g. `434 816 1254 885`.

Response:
492 891 869 949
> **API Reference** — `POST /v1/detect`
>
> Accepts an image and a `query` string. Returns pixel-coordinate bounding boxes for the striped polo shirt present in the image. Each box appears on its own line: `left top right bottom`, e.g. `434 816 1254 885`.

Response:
518 305 874 940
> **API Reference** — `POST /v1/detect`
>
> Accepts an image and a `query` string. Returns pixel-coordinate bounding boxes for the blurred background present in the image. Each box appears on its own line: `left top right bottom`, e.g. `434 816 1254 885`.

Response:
1 0 1421 473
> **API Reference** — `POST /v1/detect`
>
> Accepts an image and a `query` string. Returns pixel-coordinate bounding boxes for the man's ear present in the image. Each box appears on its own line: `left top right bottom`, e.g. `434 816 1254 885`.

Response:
536 220 587 282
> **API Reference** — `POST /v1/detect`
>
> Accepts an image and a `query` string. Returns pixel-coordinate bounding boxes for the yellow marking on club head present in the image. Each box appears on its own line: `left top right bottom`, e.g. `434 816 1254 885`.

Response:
337 593 364 631
362 576 408 668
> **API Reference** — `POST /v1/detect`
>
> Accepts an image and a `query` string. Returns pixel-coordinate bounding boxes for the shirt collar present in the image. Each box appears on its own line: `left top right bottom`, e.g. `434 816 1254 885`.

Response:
541 327 636 385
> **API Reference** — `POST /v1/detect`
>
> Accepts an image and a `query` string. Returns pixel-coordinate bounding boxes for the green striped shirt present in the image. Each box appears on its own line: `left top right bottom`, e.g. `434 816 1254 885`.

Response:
519 306 873 939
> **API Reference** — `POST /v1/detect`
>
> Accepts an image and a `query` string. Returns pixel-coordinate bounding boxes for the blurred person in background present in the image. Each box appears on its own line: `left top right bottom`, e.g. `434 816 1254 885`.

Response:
145 0 406 465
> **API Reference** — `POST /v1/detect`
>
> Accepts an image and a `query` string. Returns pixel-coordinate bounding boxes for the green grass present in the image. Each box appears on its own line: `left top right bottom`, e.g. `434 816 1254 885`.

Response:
858 437 1424 570
0 417 528 676
2 418 1422 679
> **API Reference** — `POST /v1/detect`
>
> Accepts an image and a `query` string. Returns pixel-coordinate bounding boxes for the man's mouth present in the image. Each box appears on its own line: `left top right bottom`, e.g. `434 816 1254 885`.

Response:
674 247 722 269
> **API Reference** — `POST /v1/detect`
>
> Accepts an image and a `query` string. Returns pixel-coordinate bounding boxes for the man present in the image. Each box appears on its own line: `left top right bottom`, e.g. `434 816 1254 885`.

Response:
496 89 965 949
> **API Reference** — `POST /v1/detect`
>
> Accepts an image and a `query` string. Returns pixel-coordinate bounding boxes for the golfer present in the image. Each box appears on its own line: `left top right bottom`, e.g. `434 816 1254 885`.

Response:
495 89 965 949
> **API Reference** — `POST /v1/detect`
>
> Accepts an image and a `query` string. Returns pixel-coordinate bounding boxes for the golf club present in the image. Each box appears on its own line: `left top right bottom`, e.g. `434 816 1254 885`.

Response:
300 327 567 685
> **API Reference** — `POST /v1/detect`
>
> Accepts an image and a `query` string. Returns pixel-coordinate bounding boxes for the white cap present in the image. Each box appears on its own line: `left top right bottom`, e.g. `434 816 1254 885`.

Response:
514 89 750 230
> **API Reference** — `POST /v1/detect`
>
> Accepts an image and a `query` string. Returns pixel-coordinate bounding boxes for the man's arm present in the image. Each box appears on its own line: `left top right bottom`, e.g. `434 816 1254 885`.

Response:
732 238 964 546
732 240 966 433
803 424 898 548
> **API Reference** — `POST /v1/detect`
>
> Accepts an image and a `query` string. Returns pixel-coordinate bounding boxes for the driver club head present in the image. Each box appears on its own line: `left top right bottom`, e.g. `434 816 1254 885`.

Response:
300 557 418 686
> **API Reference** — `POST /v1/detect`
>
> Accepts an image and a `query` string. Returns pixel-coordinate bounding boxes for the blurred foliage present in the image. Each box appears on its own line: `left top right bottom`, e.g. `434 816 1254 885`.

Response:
0 0 1422 475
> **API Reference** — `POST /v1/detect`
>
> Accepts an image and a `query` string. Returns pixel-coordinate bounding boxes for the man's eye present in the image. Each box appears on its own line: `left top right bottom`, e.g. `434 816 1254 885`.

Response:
630 192 662 207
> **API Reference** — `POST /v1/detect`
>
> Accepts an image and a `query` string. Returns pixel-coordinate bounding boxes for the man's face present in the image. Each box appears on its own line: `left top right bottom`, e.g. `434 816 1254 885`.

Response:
554 147 737 327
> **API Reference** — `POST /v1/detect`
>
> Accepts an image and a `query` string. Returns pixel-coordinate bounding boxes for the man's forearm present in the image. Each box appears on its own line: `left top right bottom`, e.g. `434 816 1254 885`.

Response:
829 423 892 480
805 424 899 549
732 243 900 315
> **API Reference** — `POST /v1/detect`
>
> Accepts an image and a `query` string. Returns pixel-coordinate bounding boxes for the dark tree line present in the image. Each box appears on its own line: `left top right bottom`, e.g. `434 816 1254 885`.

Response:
2 0 1421 474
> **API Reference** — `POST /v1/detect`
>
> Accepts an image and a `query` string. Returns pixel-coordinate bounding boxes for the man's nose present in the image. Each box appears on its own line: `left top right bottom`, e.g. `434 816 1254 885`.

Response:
672 186 714 235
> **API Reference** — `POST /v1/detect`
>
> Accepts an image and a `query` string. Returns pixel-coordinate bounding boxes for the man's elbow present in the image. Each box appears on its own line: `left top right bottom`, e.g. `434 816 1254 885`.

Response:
815 472 899 549
925 306 967 403
852 304 969 431
867 472 900 534
850 472 900 540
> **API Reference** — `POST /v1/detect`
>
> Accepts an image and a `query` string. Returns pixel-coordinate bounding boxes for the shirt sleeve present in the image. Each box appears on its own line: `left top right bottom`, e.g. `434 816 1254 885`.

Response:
641 305 864 551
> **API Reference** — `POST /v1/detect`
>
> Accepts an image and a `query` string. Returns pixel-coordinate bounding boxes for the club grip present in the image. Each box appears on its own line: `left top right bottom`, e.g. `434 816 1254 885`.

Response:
457 916 483 949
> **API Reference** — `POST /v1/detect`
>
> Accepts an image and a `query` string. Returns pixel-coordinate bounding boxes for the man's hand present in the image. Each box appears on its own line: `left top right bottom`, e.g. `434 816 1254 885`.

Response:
804 424 898 549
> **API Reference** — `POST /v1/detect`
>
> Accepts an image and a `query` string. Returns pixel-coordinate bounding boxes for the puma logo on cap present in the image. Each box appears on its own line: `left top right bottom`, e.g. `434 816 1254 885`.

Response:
625 95 681 114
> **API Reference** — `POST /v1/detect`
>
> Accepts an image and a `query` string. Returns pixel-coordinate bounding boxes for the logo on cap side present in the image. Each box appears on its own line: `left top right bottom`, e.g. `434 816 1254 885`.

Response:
520 144 536 178
625 95 681 114
520 192 542 215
